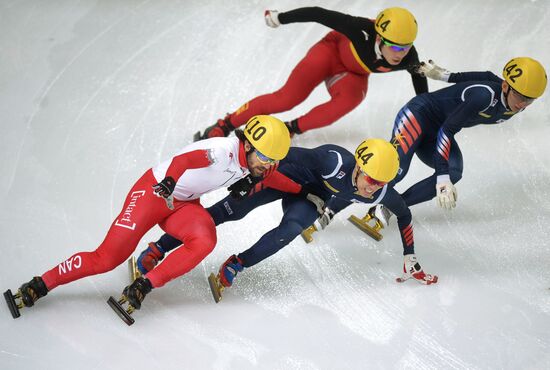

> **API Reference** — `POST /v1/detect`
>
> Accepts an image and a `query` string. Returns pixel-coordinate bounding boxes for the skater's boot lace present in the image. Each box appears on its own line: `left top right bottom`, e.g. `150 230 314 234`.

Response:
219 255 244 288
123 277 153 310
19 277 48 307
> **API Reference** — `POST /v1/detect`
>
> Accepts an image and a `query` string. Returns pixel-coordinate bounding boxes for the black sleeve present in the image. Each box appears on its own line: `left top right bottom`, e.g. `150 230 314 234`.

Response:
449 71 502 84
278 7 365 41
411 73 429 95
405 48 428 94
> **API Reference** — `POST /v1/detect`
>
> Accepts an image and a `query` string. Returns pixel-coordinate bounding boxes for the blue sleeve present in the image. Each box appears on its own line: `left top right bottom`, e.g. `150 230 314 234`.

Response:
283 146 325 171
434 86 494 176
449 71 502 84
325 196 352 214
382 188 415 255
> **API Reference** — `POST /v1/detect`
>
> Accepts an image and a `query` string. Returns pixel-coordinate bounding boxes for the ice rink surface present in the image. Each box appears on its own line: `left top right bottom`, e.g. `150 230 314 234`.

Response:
1 1 550 369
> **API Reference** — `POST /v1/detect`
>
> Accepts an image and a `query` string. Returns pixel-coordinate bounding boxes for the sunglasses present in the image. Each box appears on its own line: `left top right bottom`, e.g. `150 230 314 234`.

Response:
382 38 412 52
255 149 276 165
360 169 387 187
509 86 535 104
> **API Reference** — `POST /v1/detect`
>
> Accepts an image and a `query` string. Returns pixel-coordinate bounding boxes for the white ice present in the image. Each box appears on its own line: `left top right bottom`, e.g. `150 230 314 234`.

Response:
1 1 550 369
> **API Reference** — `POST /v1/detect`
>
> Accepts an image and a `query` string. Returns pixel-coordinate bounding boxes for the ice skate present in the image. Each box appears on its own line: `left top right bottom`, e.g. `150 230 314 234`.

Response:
208 255 243 303
300 224 318 243
4 276 48 319
207 273 225 303
194 115 234 142
348 205 391 241
107 276 152 326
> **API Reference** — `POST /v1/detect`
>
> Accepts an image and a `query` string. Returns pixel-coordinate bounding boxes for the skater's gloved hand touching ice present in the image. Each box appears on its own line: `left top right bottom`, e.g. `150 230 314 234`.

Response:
435 178 457 209
396 254 438 285
228 174 259 200
264 10 280 28
152 176 176 198
415 60 451 81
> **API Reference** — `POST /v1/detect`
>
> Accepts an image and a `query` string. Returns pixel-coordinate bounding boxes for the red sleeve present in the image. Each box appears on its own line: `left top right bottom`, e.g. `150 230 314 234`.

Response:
165 149 212 180
262 170 301 193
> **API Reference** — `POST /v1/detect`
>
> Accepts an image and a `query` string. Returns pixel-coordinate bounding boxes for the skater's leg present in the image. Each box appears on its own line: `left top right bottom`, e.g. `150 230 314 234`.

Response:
227 39 335 127
294 71 369 133
145 203 217 288
401 139 463 207
41 170 170 291
237 197 319 267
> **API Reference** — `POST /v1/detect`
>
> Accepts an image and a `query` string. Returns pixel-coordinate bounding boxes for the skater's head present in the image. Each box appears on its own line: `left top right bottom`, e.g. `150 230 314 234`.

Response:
237 115 291 177
353 138 399 197
374 7 417 65
501 57 547 112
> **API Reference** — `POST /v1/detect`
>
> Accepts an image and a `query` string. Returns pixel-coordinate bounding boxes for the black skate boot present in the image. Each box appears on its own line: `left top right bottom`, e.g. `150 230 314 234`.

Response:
285 119 302 138
107 276 153 326
194 115 235 141
4 276 49 319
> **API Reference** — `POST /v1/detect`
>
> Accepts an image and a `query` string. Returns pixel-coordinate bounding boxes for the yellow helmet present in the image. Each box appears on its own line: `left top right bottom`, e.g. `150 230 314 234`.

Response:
502 57 547 99
355 138 400 183
374 7 417 45
244 115 290 160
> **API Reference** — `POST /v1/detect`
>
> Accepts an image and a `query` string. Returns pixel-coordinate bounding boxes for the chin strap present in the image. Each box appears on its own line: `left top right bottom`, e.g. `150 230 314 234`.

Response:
352 167 359 192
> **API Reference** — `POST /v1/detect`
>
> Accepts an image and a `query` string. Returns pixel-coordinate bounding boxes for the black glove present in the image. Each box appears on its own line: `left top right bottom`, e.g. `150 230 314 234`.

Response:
228 175 260 200
152 176 176 198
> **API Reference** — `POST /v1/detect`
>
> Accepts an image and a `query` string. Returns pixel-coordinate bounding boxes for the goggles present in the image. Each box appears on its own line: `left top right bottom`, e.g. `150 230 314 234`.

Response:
255 149 276 165
360 169 387 187
381 38 412 52
509 86 535 104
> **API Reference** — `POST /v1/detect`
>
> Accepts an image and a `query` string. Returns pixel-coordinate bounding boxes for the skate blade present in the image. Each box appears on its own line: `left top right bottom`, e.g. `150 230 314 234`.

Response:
207 273 224 303
107 296 135 326
128 257 141 283
348 215 383 241
4 289 21 319
300 225 317 244
193 131 202 142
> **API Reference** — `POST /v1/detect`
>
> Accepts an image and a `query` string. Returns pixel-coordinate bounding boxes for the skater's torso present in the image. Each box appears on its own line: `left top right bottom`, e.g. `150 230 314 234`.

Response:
153 137 249 201
408 72 517 134
279 145 408 215
279 7 426 92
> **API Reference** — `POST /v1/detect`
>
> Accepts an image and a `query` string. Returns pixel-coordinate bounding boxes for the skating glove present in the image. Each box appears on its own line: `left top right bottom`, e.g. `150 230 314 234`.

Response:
396 254 438 285
416 60 451 82
436 181 457 209
315 207 335 230
153 176 176 198
228 174 260 200
264 10 280 28
298 185 325 215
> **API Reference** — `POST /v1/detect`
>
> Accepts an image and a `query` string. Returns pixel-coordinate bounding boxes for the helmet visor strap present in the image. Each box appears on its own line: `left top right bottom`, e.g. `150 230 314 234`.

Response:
255 149 276 165
361 169 387 187
381 38 412 52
